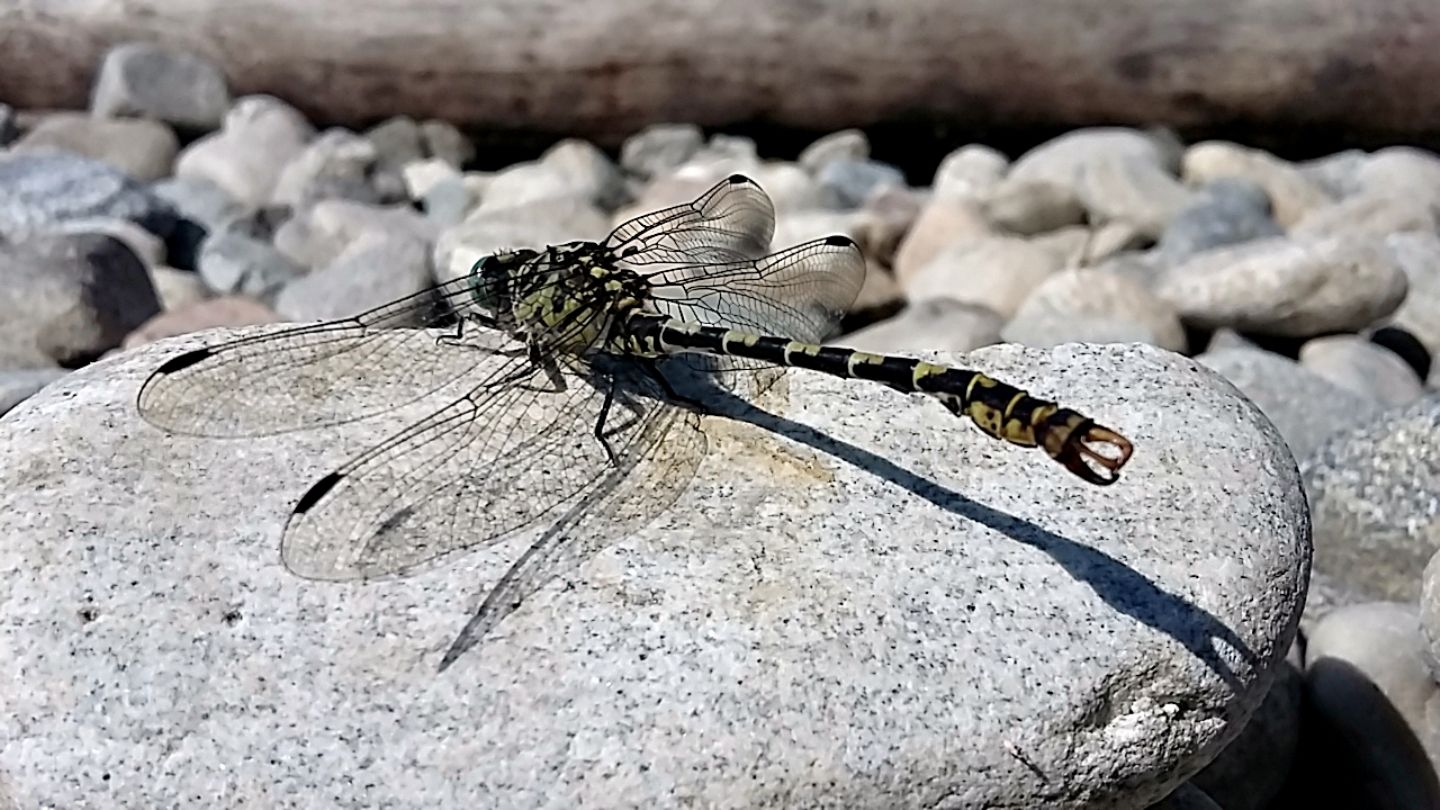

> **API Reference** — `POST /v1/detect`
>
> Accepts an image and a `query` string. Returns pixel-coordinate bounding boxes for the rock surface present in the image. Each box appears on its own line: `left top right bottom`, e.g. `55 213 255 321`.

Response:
1302 395 1440 605
0 339 1307 809
1196 348 1386 460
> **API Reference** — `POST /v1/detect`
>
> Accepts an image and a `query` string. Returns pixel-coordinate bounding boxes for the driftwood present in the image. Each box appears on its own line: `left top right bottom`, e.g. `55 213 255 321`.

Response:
3 0 1440 143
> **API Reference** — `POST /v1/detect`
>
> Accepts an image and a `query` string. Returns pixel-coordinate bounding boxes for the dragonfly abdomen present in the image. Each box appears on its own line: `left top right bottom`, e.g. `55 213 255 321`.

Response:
626 313 1132 485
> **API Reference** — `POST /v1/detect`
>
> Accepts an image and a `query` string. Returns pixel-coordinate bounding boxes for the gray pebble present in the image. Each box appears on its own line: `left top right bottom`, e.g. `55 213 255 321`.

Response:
832 298 1003 354
90 42 231 130
797 129 869 175
0 152 177 242
420 120 475 168
816 158 905 209
1190 656 1302 810
9 112 179 182
1155 235 1408 337
197 228 306 300
175 95 315 206
270 128 381 208
0 233 160 367
1158 178 1282 261
1298 335 1423 407
983 178 1086 235
275 234 431 323
1197 347 1386 460
1302 395 1440 603
1001 268 1187 352
619 123 704 180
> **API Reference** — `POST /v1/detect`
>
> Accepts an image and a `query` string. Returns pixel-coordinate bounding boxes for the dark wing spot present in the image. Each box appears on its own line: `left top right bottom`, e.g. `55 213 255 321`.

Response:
294 472 344 514
155 348 213 374
824 235 857 248
726 174 752 185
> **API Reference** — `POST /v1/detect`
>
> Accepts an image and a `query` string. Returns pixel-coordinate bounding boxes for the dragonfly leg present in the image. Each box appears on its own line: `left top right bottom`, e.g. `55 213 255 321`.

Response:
593 378 620 465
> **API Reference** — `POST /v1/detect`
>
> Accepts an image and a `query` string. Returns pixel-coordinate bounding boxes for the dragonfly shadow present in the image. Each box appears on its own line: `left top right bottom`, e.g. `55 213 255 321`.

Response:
699 386 1261 691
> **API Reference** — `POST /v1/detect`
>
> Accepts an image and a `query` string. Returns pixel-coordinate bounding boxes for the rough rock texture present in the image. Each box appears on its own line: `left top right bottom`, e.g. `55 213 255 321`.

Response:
1302 395 1440 605
0 339 1308 808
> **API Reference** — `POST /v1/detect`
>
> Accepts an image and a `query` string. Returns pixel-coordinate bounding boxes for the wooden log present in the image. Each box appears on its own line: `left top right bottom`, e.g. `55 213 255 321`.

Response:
3 0 1440 144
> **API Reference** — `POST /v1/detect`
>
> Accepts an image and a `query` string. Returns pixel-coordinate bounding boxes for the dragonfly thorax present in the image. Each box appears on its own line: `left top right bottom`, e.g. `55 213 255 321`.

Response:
492 242 652 355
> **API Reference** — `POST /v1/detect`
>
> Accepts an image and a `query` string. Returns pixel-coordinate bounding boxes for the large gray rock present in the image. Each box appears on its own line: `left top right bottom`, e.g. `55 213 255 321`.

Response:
1197 347 1385 460
175 95 315 207
9 112 179 182
274 234 432 323
1302 395 1440 604
0 340 1307 809
0 234 161 367
1156 236 1408 337
90 42 231 130
0 152 177 242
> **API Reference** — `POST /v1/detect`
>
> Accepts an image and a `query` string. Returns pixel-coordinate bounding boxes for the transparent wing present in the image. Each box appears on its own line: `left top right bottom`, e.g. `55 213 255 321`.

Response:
605 174 775 265
136 277 503 437
645 235 866 343
280 351 700 582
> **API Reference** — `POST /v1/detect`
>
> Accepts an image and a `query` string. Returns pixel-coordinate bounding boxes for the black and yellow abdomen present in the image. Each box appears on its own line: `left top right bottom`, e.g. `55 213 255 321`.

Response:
623 312 1133 485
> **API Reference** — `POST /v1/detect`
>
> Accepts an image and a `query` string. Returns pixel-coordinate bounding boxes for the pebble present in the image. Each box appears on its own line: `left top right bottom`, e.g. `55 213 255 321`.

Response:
1157 178 1282 261
147 266 209 312
175 95 315 206
274 234 431 323
1182 141 1333 226
1298 335 1423 406
270 128 381 208
89 42 231 130
832 298 1003 354
1073 151 1193 237
148 175 248 234
797 129 869 175
272 200 438 270
47 216 167 267
1353 146 1440 204
1302 394 1440 603
419 120 474 169
10 112 179 182
1155 235 1408 337
0 368 68 416
1001 268 1187 352
815 158 906 209
1305 602 1440 807
0 151 178 242
1382 232 1440 385
932 143 1008 200
364 116 425 170
196 227 307 301
749 162 828 213
890 196 991 283
0 341 1308 808
849 186 924 266
982 178 1086 235
1152 784 1223 810
901 235 1062 317
619 123 705 180
1291 190 1440 238
434 196 610 285
122 296 280 349
1197 347 1385 460
0 233 160 367
477 142 623 215
1009 127 1181 187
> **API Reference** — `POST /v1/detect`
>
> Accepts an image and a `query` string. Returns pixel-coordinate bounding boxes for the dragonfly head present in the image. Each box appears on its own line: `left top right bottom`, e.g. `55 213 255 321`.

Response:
467 249 540 317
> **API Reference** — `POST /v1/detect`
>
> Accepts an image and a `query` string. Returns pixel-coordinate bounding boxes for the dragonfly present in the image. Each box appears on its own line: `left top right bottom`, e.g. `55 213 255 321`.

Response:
137 174 1133 669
